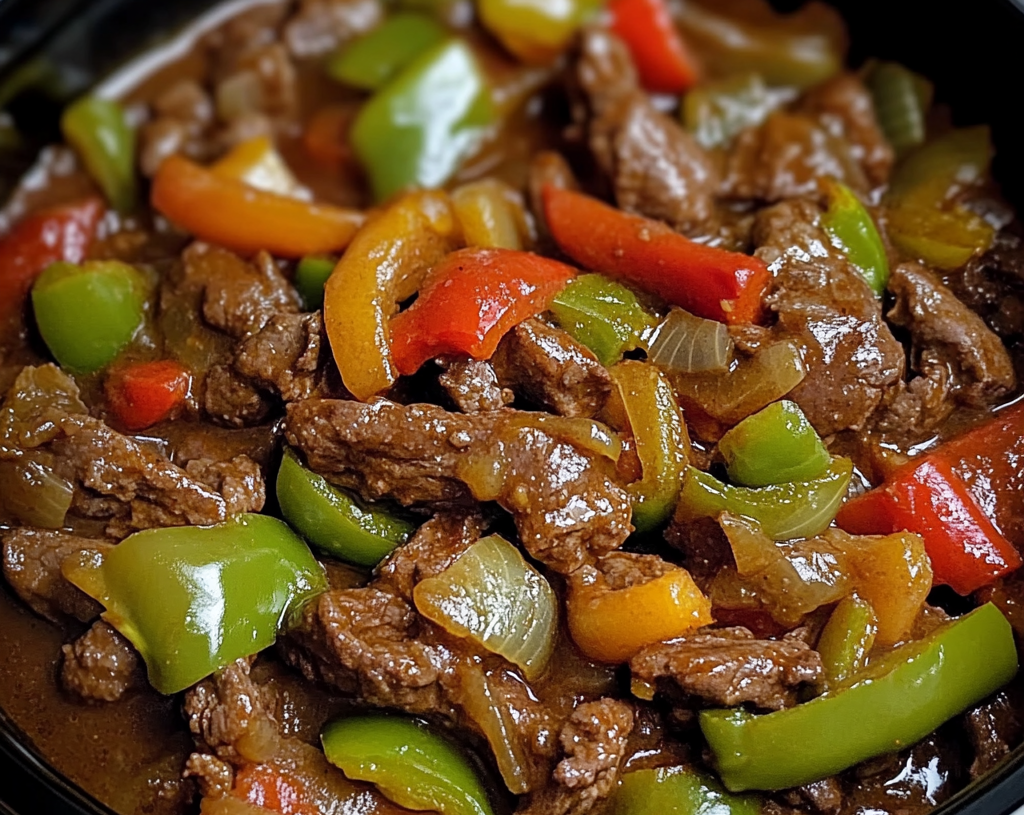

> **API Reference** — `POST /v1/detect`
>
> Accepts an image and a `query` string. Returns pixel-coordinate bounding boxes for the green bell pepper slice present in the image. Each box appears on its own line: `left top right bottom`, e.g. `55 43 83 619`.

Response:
717 400 830 488
610 765 761 815
322 714 494 815
676 457 853 541
821 180 890 296
294 255 337 311
865 61 932 158
327 12 448 92
477 0 600 63
351 39 495 201
277 448 415 567
549 274 657 367
61 96 137 213
64 514 327 695
32 260 148 374
700 602 1018 792
817 595 877 691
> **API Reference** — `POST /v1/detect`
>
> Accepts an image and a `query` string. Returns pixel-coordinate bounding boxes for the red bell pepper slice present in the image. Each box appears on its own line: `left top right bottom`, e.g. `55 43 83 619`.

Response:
232 764 320 815
836 454 1021 596
105 360 192 431
0 197 104 326
389 247 577 375
543 185 769 325
608 0 699 94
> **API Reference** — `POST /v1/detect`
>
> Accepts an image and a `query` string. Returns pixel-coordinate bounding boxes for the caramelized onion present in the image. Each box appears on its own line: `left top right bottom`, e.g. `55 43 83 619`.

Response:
0 459 73 529
649 308 733 374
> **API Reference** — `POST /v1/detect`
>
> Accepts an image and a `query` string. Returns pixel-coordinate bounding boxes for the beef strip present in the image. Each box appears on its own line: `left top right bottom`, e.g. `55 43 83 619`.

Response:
779 778 844 815
753 199 905 436
60 620 143 703
955 229 1024 339
184 455 267 517
630 627 823 711
1 528 110 623
285 399 632 573
283 0 384 58
183 754 234 800
437 357 513 413
492 319 612 418
962 688 1024 779
578 28 718 233
233 312 325 403
203 365 273 427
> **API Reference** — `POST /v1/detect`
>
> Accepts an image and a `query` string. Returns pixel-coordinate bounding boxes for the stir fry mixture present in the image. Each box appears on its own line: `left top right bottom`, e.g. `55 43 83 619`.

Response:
1 1 1023 814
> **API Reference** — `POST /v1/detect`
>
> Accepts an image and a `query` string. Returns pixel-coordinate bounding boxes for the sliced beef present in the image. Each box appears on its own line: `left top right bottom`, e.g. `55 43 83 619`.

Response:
578 29 718 233
184 455 266 517
203 365 273 427
285 399 632 573
955 229 1024 339
437 357 512 414
233 312 325 403
283 0 384 58
183 753 234 800
516 699 635 815
630 627 822 711
753 199 905 435
1 528 110 623
962 688 1023 779
779 778 844 815
60 621 143 703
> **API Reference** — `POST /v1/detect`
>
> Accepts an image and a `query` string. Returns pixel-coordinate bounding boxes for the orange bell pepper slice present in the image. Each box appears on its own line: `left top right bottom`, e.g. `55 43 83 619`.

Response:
105 359 192 431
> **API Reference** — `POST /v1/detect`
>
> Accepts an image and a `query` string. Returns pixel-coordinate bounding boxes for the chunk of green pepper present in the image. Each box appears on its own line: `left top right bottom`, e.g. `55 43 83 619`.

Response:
61 96 137 213
865 61 932 158
610 765 761 815
675 457 853 541
327 12 448 91
700 603 1018 791
294 255 337 311
549 274 658 367
64 514 327 695
276 448 415 567
350 39 495 201
322 714 494 815
32 260 148 374
717 400 830 487
816 595 877 690
478 0 600 63
821 180 889 295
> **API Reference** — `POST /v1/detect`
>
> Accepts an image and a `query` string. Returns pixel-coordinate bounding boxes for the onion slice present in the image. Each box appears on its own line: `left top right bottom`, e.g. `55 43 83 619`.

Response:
649 308 734 374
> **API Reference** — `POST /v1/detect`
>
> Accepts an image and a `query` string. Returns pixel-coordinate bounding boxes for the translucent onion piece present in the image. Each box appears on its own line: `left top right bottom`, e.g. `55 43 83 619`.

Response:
0 459 73 529
649 308 734 374
683 72 795 150
414 535 557 680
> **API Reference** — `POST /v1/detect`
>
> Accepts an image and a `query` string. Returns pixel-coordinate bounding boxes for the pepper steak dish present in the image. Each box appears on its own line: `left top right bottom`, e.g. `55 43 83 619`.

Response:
0 1 1022 814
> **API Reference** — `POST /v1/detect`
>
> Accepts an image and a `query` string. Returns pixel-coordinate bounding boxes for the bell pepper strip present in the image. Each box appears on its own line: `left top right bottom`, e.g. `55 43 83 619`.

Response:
568 562 712 664
836 454 1021 595
543 186 769 325
885 204 994 271
388 248 577 376
63 514 327 695
549 274 658 367
151 154 364 257
322 715 494 815
294 256 336 312
212 135 305 198
817 595 877 691
327 12 447 91
610 766 761 815
451 179 528 251
323 190 459 400
608 0 699 94
865 61 933 158
887 126 992 208
717 400 830 488
231 765 320 815
350 39 496 202
60 96 137 214
277 448 415 568
477 0 599 64
0 197 104 326
605 361 689 532
847 531 931 646
699 603 1018 792
32 260 148 374
821 180 889 295
676 457 854 541
105 360 191 431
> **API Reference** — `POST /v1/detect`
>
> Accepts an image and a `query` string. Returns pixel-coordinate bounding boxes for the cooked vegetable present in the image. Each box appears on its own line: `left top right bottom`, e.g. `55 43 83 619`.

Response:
321 715 494 815
211 135 304 198
886 205 994 270
887 126 992 208
302 104 355 170
351 39 495 201
0 460 74 530
63 514 327 694
718 400 829 487
277 448 415 568
817 596 877 690
414 534 557 679
821 180 889 295
389 248 577 375
294 255 337 311
837 454 1021 595
32 260 148 374
683 72 790 150
323 190 459 400
61 96 136 213
700 603 1018 791
676 457 853 541
327 12 447 91
544 185 770 325
105 360 192 431
478 0 596 64
648 307 733 374
610 766 761 815
228 765 319 815
152 155 364 257
865 61 932 157
550 274 658 367
608 0 699 93
452 178 528 251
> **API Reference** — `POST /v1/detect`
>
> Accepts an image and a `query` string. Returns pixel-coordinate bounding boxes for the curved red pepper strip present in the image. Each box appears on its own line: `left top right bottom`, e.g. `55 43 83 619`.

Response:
608 0 700 94
105 360 192 431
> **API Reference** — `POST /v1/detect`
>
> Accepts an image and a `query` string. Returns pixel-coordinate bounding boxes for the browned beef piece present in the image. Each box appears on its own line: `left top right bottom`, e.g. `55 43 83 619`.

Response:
184 455 266 517
753 199 905 435
139 80 215 176
1 528 110 623
183 753 234 800
516 699 635 815
204 365 273 427
285 399 633 572
233 312 325 403
963 688 1024 779
955 229 1024 339
630 627 822 711
779 778 844 815
492 319 612 418
283 0 383 58
578 29 718 233
664 515 732 591
60 621 143 703
437 357 512 413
